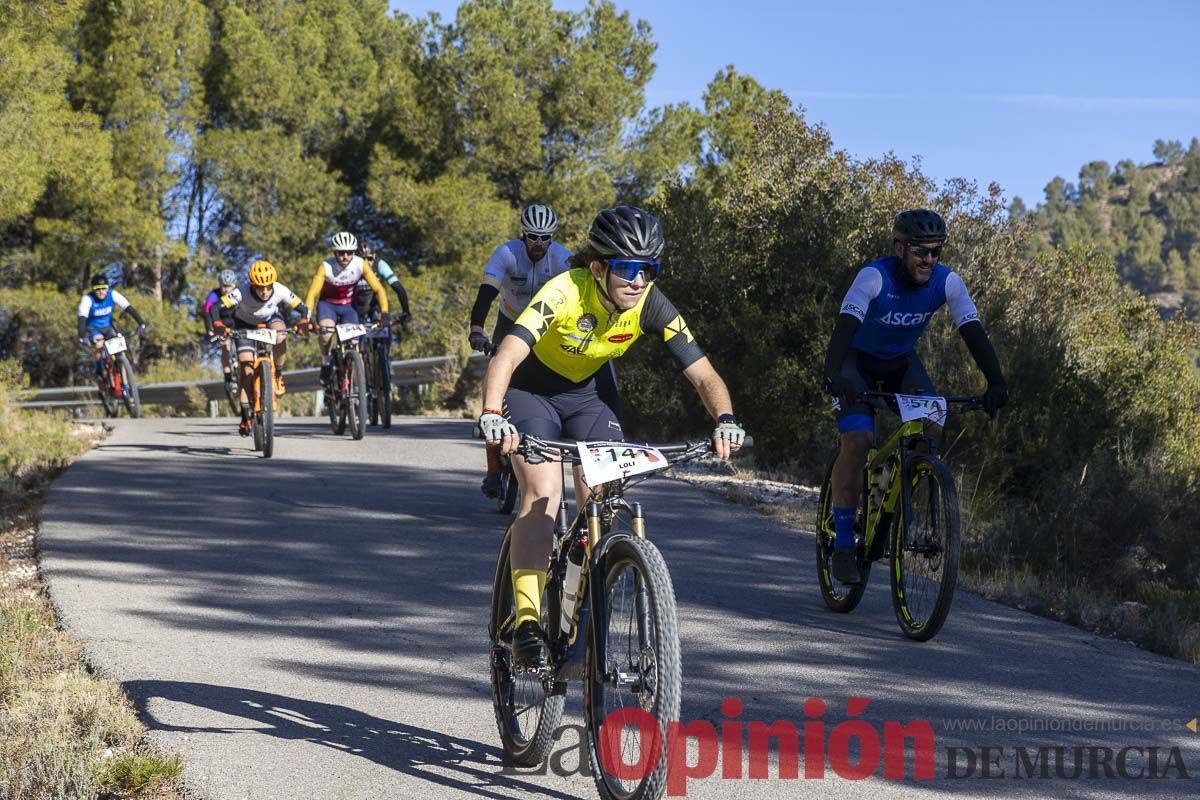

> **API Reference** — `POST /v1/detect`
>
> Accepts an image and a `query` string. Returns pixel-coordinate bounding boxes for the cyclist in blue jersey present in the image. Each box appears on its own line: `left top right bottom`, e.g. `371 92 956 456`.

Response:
77 274 147 378
821 209 1007 585
203 269 240 393
355 242 413 327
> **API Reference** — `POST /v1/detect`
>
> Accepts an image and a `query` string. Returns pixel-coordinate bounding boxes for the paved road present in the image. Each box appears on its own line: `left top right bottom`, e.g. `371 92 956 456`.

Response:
40 417 1200 799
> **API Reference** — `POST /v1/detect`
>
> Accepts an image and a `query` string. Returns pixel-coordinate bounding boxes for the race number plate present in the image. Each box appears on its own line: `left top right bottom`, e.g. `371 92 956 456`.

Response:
103 334 127 355
577 441 667 488
895 394 948 425
243 328 277 345
336 323 366 342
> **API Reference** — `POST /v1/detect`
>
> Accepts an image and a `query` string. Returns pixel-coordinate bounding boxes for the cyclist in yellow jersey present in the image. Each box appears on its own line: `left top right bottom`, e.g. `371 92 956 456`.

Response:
479 205 747 667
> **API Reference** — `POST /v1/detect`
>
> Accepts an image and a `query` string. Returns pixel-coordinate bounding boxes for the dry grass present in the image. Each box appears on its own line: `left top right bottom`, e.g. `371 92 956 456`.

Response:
0 423 186 800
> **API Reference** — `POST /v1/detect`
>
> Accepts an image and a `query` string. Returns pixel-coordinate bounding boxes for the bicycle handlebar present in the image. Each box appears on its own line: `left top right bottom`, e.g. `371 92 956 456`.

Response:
857 391 983 413
516 433 754 463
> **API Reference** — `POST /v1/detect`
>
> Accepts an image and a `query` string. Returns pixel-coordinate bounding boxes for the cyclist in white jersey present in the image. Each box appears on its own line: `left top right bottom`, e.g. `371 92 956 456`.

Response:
469 205 571 498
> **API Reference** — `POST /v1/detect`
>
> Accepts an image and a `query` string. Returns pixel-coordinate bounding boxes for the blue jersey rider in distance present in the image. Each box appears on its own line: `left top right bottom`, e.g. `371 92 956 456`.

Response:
479 205 747 668
821 208 1008 585
77 273 147 378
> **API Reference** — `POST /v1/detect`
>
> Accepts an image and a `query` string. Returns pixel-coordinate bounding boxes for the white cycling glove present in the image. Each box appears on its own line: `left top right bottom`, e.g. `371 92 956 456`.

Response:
714 415 746 448
479 411 517 443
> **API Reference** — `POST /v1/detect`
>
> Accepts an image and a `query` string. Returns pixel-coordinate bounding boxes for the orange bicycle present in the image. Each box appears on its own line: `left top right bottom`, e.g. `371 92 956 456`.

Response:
220 323 308 458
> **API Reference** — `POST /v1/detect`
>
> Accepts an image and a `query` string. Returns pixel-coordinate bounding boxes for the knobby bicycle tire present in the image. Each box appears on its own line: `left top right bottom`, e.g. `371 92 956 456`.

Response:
497 461 519 515
118 354 140 418
260 360 274 459
815 451 869 612
251 366 264 452
489 526 565 765
585 534 681 800
378 345 393 429
328 351 346 436
348 348 367 440
890 453 960 641
98 362 118 418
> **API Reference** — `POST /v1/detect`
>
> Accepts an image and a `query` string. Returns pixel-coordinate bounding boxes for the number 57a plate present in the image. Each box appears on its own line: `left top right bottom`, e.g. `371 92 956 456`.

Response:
577 441 666 487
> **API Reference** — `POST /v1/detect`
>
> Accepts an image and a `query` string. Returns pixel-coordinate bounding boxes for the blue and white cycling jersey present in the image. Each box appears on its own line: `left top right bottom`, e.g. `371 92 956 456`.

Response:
839 257 979 359
77 290 132 330
374 258 398 284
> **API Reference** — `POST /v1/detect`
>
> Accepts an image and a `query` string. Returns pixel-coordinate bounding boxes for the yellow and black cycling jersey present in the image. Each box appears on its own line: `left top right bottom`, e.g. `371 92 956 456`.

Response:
510 268 704 393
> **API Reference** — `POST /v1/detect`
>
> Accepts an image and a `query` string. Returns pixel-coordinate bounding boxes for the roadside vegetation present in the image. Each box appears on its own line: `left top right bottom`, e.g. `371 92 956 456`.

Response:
0 363 183 799
0 0 1195 720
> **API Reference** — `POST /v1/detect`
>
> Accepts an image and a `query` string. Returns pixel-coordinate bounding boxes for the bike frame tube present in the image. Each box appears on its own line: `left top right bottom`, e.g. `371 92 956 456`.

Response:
860 419 918 553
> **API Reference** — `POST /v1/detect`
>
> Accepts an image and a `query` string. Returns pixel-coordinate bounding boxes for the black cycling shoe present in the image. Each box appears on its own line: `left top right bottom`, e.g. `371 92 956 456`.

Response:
481 472 502 498
512 620 546 669
832 547 862 585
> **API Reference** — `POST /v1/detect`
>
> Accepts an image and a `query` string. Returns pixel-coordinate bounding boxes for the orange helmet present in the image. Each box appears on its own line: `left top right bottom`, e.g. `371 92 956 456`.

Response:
248 259 277 287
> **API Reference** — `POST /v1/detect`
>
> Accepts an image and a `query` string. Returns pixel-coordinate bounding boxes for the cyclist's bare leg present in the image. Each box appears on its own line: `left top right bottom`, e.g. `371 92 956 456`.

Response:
237 350 254 405
509 456 563 571
831 430 872 508
318 318 335 359
571 464 591 517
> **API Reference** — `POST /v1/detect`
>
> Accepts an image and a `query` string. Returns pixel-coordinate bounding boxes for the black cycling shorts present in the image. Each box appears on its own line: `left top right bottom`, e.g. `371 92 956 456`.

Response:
505 380 624 442
832 349 936 433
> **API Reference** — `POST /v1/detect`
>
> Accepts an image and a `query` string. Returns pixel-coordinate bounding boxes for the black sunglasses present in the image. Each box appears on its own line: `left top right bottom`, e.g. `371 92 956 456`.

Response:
908 244 943 260
524 233 553 242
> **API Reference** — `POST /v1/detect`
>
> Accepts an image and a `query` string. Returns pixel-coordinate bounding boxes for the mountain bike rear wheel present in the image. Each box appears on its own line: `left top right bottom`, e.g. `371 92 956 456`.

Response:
328 352 346 436
890 453 960 641
815 451 869 612
489 526 564 766
584 533 680 800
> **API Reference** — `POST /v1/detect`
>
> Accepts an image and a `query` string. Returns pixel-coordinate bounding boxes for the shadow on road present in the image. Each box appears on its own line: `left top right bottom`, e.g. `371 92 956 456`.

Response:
125 680 580 800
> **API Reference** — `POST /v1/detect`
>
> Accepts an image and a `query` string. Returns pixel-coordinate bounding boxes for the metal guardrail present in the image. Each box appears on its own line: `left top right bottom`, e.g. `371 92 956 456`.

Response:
17 353 490 411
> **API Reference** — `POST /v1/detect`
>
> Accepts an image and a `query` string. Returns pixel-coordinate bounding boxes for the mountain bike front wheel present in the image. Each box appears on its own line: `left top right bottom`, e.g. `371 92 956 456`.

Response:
496 460 519 515
584 534 681 800
117 354 140 418
815 451 869 612
259 360 274 459
890 453 960 641
489 526 565 766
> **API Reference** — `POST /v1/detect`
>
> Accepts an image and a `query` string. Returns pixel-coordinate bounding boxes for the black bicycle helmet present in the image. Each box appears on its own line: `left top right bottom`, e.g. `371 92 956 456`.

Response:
588 206 665 260
90 273 110 289
892 209 947 243
357 242 375 261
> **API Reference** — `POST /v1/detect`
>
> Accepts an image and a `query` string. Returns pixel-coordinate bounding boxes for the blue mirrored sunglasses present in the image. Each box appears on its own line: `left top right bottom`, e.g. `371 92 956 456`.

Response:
606 258 661 283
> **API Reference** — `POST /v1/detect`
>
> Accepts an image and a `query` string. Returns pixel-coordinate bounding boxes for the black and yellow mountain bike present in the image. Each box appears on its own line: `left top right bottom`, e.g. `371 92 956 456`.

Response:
815 391 982 641
489 434 748 800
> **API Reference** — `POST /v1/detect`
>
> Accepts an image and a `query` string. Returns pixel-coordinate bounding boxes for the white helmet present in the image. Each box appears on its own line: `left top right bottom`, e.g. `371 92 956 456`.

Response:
330 231 358 252
520 204 558 236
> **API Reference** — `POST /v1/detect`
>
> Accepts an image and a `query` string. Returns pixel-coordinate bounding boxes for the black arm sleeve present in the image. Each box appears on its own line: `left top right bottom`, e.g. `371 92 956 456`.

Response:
470 284 500 328
125 306 146 327
639 287 705 368
77 316 88 339
959 321 1005 386
206 301 223 328
390 280 411 315
822 313 862 380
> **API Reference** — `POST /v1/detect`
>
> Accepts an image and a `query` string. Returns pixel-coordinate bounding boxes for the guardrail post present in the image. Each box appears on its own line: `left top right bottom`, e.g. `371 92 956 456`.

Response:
314 390 324 416
209 400 218 418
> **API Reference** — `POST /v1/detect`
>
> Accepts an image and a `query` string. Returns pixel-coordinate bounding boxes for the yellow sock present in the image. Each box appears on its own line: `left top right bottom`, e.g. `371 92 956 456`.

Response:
513 569 547 628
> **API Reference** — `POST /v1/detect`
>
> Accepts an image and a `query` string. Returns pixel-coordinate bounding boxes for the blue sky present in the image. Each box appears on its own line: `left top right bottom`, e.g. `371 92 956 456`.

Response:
393 1 1200 206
